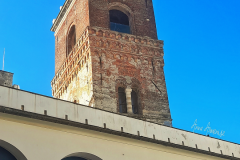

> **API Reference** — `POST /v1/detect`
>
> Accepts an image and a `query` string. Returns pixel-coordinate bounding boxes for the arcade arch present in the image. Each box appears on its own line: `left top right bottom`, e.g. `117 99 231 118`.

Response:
0 146 17 160
0 140 27 160
62 152 103 160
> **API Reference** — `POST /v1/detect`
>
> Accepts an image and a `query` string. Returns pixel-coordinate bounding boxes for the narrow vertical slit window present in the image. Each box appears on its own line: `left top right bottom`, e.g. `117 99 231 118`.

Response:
145 0 148 8
131 90 139 114
99 57 102 68
152 60 155 75
118 87 127 113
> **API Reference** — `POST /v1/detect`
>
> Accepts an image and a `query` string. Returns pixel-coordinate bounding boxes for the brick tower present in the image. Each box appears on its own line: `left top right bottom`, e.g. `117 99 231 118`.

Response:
51 0 172 125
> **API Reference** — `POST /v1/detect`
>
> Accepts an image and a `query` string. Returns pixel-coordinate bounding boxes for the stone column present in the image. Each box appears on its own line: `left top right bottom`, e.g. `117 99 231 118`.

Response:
125 88 133 114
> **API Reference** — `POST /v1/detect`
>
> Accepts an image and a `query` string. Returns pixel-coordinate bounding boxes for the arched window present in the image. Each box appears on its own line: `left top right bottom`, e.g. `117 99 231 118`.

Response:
109 10 130 34
0 146 17 160
131 90 138 114
118 87 127 113
67 25 76 57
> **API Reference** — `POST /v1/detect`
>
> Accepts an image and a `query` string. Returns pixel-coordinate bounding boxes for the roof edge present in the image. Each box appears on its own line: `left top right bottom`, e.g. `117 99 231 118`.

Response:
0 84 239 146
50 0 73 32
0 70 14 75
0 106 238 160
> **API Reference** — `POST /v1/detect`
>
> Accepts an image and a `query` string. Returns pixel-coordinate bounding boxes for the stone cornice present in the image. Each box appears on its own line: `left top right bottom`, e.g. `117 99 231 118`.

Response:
0 84 240 159
51 0 73 32
0 106 239 160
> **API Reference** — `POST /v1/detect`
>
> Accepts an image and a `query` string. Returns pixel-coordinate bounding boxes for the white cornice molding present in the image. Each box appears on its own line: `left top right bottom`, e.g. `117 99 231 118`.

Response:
51 0 76 36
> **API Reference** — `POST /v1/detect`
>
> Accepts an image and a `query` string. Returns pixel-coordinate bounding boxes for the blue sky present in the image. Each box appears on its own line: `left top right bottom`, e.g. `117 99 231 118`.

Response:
0 0 239 144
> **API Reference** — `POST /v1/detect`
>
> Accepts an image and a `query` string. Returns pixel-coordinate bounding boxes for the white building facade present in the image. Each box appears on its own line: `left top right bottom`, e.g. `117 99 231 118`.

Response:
0 85 239 160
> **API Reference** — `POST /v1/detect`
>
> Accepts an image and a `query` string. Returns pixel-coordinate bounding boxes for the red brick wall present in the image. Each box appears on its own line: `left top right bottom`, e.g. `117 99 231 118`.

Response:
89 27 171 124
52 0 171 125
55 0 158 73
55 0 90 73
89 0 158 39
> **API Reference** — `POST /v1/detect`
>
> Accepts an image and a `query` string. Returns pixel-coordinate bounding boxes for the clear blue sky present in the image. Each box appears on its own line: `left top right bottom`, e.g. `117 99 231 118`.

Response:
0 0 239 144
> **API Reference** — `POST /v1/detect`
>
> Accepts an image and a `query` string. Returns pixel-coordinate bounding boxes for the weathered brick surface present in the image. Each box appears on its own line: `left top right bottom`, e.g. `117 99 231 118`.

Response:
89 0 158 39
52 29 93 105
51 0 172 125
55 0 90 73
89 28 171 124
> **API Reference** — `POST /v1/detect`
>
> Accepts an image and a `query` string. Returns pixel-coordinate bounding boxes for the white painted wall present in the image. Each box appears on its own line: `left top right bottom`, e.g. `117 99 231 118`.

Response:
0 114 229 160
0 85 239 159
